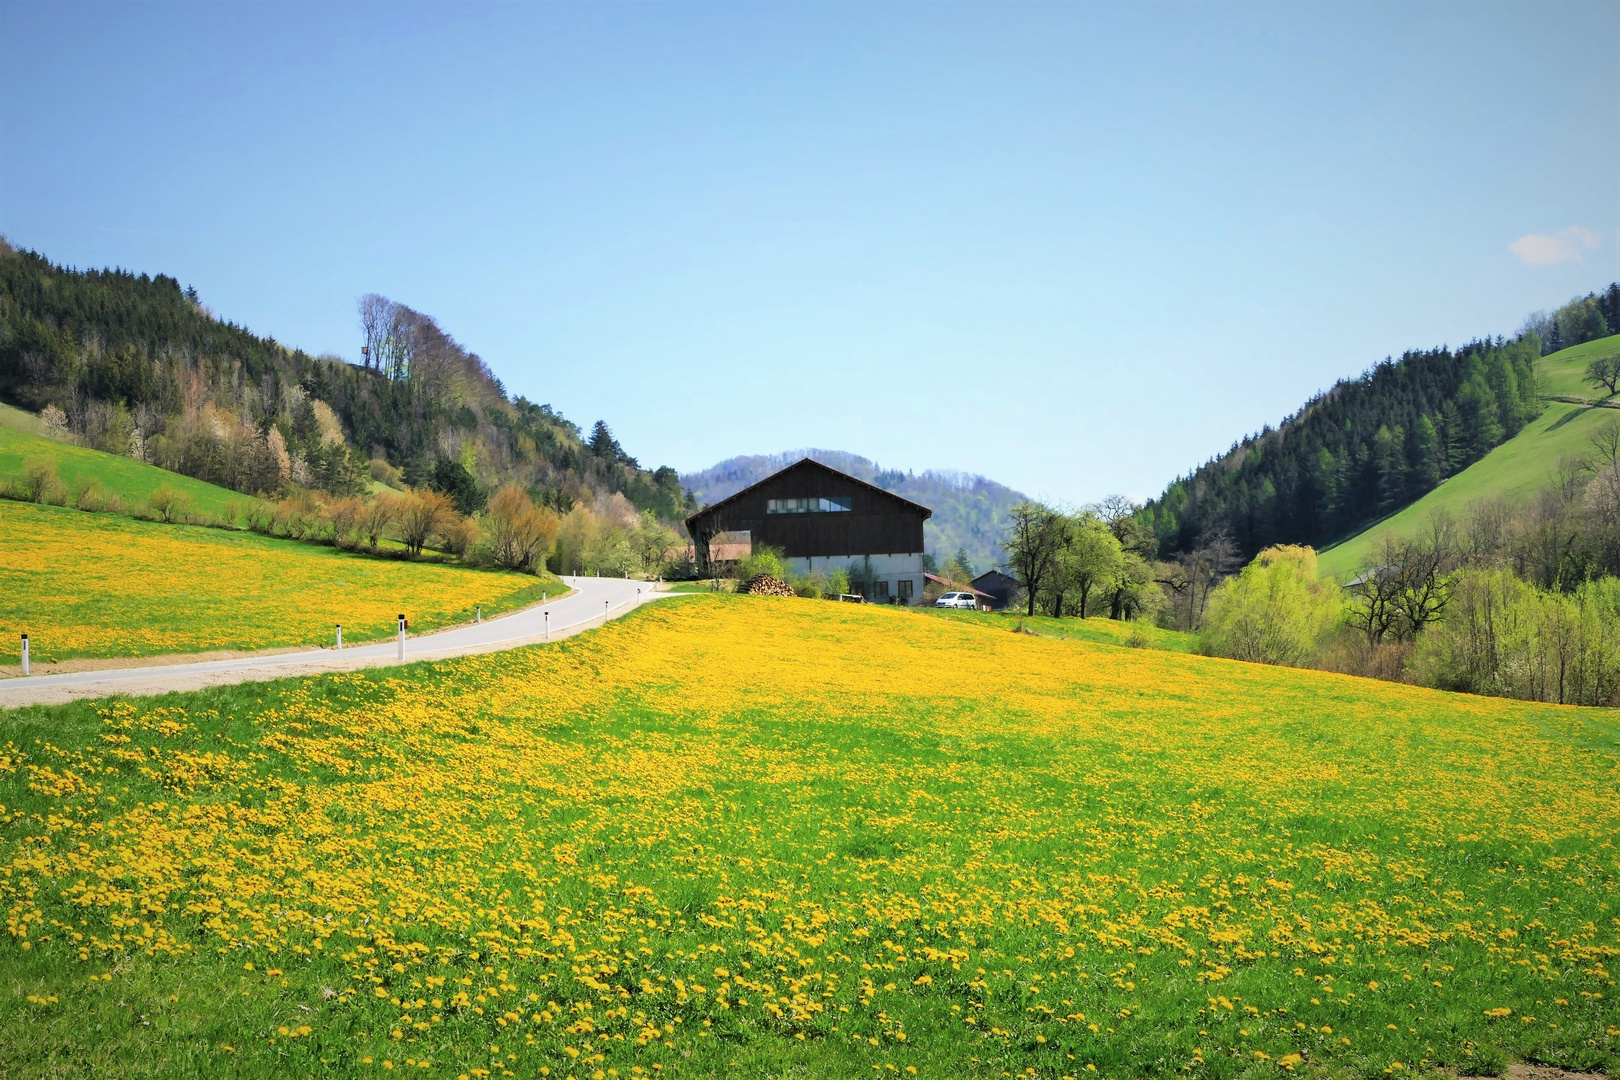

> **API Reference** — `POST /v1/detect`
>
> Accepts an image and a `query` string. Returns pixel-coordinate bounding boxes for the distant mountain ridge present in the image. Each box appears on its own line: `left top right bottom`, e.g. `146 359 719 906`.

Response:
681 449 1027 573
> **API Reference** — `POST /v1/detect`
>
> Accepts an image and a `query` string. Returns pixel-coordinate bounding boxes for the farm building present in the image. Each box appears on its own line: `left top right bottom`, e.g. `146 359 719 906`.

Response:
685 458 932 603
971 570 1019 611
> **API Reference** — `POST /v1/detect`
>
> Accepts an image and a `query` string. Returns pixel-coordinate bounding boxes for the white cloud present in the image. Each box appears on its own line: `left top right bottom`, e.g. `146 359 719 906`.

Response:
1509 226 1601 267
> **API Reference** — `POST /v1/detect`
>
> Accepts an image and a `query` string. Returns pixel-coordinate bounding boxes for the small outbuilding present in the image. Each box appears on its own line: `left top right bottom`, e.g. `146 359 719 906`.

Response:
685 458 933 604
971 570 1019 611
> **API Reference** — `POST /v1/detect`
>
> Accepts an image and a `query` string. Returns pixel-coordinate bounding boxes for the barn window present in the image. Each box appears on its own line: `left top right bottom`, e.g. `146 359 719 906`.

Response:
897 579 914 599
766 496 853 515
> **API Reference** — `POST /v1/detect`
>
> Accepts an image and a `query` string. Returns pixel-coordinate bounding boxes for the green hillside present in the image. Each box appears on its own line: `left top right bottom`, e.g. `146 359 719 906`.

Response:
0 402 253 518
1537 332 1620 399
1318 334 1620 579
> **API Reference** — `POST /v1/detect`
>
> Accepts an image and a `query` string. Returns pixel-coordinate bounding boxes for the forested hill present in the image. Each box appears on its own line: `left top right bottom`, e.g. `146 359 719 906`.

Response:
682 449 1027 573
0 241 689 518
1142 283 1620 561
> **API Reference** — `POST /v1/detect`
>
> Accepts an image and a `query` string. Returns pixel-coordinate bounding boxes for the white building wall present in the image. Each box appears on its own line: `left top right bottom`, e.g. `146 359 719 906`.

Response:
785 551 925 605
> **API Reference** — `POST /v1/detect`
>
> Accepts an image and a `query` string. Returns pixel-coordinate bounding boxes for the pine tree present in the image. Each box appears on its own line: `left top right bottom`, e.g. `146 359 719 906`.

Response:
1373 424 1407 513
1410 414 1441 492
589 420 621 461
1439 399 1466 475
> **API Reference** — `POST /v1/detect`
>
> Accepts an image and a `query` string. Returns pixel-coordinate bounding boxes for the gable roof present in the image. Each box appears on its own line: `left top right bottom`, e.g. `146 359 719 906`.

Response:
924 573 992 598
685 457 932 529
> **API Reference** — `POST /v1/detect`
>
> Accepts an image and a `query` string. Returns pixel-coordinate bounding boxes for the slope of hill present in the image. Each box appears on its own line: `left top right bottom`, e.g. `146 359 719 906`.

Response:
1535 332 1620 399
0 402 253 517
682 449 1028 572
0 242 689 518
1317 333 1620 579
1 596 1613 1076
0 498 554 666
1142 284 1619 563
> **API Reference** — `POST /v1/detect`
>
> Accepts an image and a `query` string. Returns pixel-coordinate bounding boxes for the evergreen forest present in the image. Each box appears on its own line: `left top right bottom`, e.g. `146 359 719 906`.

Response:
1142 283 1620 560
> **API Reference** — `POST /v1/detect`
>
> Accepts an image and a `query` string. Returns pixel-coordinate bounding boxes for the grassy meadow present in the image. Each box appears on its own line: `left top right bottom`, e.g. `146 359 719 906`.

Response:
924 607 1195 651
0 594 1613 1078
0 403 254 519
0 500 559 665
1318 334 1620 580
1534 334 1620 401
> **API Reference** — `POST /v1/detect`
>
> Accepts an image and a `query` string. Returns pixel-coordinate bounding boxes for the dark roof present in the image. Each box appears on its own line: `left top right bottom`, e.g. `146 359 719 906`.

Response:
685 457 933 529
972 570 1017 586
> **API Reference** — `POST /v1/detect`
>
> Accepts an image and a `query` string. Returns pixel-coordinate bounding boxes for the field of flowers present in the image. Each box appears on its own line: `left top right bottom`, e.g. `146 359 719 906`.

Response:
0 501 554 664
923 607 1195 652
0 594 1615 1079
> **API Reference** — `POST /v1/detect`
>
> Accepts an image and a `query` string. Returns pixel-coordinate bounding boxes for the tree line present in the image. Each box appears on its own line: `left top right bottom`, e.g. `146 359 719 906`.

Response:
1194 416 1620 705
1140 283 1618 565
0 241 692 523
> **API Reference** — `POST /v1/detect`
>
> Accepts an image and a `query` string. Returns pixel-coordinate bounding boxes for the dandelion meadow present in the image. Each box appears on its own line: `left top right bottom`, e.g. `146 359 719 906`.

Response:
0 595 1615 1078
0 501 553 664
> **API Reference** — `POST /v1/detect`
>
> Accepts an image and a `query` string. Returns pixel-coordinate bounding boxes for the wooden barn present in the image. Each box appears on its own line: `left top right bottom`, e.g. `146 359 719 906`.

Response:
684 458 933 603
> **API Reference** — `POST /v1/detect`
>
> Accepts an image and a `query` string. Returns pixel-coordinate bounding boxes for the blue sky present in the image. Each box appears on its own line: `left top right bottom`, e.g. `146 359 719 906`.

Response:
2 1 1616 504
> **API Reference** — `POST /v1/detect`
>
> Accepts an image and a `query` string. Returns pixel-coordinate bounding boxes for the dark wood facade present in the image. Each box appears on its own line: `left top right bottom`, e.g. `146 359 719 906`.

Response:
971 570 1019 611
685 459 932 572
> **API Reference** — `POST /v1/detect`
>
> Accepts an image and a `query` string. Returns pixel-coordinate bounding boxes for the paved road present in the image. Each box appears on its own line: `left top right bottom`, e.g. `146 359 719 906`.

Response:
0 576 676 708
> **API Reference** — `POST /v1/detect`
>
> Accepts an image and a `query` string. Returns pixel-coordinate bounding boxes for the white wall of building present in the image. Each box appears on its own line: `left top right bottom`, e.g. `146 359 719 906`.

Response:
785 552 925 604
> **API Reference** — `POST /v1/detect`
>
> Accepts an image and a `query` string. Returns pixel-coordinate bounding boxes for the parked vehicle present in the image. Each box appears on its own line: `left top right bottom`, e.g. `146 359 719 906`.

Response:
935 591 978 609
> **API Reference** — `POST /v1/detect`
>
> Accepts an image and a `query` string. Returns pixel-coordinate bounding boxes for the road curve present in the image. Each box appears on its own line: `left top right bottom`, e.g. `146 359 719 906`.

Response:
0 576 679 709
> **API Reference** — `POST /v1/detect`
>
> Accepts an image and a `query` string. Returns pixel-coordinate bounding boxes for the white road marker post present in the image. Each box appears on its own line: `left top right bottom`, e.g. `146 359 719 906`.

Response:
476 605 482 624
397 614 407 663
604 599 609 619
335 624 343 650
544 610 550 640
20 634 28 677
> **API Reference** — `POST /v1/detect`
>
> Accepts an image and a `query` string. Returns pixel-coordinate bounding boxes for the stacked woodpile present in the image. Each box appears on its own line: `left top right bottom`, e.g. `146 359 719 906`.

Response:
738 574 796 597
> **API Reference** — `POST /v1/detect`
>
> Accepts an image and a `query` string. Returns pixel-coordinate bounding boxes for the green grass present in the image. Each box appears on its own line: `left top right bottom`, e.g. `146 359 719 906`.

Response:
0 403 254 519
1533 333 1620 400
663 579 734 593
0 499 562 664
0 596 1613 1078
1318 335 1620 580
923 606 1196 651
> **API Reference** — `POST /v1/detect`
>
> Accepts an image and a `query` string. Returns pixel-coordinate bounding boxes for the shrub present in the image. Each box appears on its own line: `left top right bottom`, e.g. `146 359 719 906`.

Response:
273 492 323 540
790 570 828 600
243 502 277 535
1412 569 1620 705
21 459 61 504
369 457 404 488
827 565 852 598
147 484 190 524
323 497 366 550
736 544 787 582
483 484 559 572
1200 545 1342 667
75 480 107 513
396 490 458 556
443 517 482 559
360 494 400 550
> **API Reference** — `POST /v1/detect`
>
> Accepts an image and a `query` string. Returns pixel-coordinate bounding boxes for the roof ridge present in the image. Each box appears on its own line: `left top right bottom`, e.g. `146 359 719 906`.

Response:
685 456 932 526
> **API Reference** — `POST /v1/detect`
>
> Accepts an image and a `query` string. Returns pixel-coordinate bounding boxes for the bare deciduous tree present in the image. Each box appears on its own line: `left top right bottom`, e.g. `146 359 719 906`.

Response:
485 484 560 572
1584 354 1620 397
396 490 457 556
